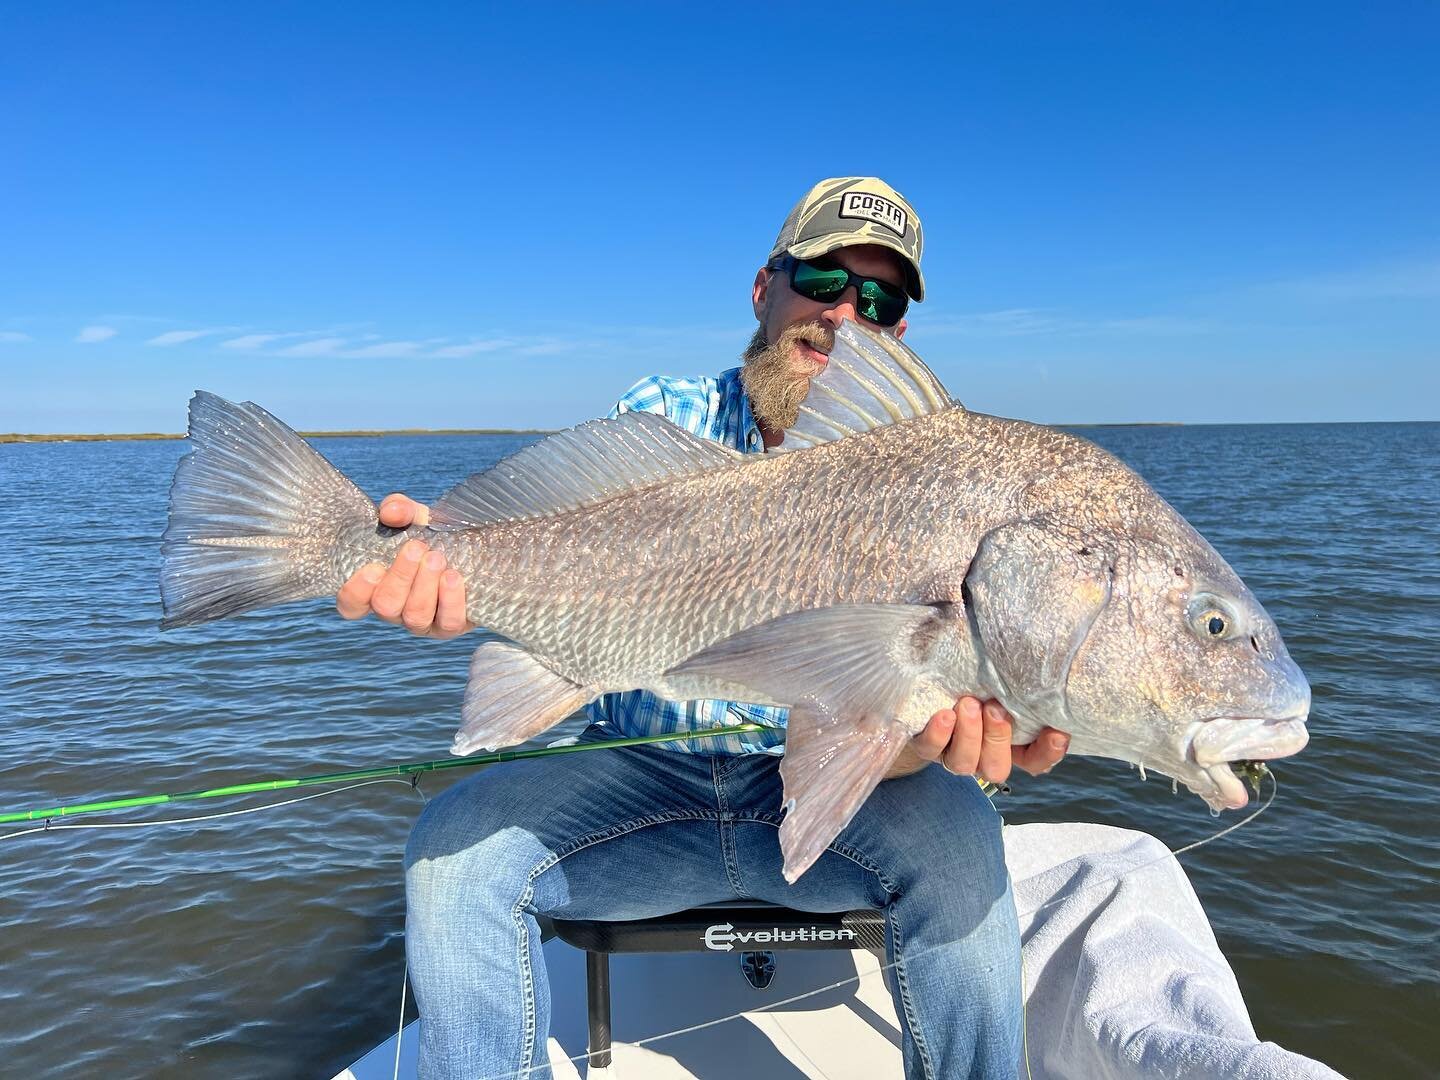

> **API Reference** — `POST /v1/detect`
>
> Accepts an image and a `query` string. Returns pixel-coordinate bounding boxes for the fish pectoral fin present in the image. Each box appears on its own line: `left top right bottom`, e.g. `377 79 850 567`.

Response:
452 641 593 756
666 603 963 882
779 702 911 883
666 603 957 708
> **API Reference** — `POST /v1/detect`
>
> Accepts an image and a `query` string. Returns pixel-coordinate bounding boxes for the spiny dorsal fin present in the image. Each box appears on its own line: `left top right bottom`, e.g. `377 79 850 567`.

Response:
774 320 960 454
430 411 742 528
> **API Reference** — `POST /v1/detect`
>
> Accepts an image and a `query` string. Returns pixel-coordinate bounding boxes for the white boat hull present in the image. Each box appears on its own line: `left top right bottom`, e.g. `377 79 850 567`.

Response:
336 824 1343 1080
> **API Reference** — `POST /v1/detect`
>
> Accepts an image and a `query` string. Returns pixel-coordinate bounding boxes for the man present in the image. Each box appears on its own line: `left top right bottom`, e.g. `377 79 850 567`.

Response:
337 178 1070 1079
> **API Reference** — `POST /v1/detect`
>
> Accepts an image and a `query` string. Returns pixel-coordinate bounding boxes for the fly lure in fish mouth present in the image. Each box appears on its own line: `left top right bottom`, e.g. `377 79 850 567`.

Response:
1235 760 1270 794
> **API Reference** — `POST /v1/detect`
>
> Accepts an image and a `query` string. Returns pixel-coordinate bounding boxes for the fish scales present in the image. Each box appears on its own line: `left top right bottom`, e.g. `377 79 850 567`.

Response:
444 411 980 687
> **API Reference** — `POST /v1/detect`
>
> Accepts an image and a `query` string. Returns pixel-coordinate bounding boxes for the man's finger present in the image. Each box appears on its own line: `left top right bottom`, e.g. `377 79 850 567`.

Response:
401 548 446 633
370 541 427 622
942 696 984 776
1013 728 1070 776
912 708 956 762
378 494 417 529
977 700 1014 784
432 569 471 638
378 494 431 529
336 563 385 620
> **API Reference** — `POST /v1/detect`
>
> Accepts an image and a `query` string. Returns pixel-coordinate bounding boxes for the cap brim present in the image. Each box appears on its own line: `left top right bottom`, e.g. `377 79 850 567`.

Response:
786 236 925 302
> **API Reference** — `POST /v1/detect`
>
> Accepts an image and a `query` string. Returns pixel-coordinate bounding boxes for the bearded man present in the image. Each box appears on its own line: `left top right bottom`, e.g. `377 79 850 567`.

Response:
337 177 1070 1079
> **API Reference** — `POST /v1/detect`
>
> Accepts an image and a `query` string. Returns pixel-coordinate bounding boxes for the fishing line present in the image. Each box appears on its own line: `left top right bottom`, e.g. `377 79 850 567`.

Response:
393 923 412 1080
477 770 1279 1080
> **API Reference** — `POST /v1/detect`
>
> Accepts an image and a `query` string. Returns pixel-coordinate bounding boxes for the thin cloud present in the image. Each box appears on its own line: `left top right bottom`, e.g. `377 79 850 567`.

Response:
342 339 444 359
220 331 317 350
146 328 231 347
431 338 514 358
76 325 118 343
277 337 347 357
516 340 572 357
0 331 32 344
240 332 574 359
1092 315 1211 335
1264 260 1440 301
923 308 1210 338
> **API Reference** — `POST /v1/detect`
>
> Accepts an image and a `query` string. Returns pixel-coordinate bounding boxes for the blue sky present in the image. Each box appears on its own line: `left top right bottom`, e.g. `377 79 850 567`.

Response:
2 3 1436 432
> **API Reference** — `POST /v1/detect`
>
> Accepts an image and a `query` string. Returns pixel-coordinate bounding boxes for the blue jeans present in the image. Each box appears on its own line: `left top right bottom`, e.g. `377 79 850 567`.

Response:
404 728 1022 1079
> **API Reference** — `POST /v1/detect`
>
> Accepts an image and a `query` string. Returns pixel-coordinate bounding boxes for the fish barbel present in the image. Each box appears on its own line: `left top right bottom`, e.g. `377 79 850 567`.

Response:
160 322 1310 880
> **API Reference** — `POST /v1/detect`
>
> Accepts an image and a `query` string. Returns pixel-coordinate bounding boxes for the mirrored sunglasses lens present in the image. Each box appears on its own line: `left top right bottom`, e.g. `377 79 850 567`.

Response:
859 280 906 326
790 261 848 301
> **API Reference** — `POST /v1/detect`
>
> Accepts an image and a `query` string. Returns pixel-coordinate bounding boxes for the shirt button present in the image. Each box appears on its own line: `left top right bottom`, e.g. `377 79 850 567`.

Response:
747 432 758 448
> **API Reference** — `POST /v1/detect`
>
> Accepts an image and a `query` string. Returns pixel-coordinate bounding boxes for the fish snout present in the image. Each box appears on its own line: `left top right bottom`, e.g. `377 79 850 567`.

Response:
1190 715 1311 768
1182 713 1310 811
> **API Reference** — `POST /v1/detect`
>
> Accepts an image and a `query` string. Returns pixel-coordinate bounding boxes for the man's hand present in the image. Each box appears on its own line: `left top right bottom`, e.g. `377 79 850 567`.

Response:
885 697 1069 782
335 494 473 639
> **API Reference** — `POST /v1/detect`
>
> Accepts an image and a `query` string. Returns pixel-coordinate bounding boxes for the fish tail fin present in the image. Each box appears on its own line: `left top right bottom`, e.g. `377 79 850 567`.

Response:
160 391 379 629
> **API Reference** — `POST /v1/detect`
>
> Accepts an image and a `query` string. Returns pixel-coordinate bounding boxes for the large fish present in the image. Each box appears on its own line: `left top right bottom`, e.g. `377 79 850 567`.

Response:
161 322 1310 881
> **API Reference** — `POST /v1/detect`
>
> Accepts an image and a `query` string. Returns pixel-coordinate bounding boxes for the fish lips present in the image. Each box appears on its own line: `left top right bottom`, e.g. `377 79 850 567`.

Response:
1184 715 1311 810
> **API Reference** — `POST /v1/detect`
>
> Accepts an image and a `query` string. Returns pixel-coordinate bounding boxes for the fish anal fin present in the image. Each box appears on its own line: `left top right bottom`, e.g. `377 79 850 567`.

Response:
453 640 593 755
779 703 910 882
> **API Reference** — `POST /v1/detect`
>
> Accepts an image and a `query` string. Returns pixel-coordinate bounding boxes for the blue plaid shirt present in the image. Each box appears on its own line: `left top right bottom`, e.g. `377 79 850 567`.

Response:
585 367 789 755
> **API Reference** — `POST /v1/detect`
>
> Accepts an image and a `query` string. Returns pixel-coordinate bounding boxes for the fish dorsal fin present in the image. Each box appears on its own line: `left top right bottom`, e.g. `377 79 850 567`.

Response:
430 411 743 527
775 320 960 454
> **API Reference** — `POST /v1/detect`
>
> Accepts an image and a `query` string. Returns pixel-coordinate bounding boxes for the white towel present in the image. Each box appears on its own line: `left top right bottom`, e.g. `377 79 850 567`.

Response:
1006 823 1345 1080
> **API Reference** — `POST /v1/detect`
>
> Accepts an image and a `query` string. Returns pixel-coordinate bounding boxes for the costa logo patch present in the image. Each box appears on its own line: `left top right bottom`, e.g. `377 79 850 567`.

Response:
838 192 908 237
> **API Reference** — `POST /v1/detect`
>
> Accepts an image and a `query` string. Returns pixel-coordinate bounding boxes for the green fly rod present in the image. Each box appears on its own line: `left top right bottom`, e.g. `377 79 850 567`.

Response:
0 724 776 826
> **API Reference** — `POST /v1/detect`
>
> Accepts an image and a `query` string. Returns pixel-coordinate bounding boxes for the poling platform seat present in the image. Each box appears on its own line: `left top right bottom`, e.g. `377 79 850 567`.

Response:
545 901 885 1074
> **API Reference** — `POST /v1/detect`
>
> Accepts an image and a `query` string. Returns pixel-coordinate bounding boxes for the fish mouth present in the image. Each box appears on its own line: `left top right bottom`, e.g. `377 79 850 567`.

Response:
1183 715 1310 811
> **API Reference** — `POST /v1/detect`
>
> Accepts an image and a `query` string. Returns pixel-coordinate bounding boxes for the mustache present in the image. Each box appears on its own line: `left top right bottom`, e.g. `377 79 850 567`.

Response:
786 321 835 358
742 322 836 368
740 322 838 432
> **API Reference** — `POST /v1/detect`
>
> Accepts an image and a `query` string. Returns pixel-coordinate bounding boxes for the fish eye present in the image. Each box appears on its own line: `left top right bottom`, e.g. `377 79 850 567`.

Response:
1188 594 1238 641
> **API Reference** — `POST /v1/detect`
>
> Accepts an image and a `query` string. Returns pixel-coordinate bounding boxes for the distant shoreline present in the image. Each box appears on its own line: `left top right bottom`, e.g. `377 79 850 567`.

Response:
2 422 1186 444
0 428 555 444
6 419 1433 443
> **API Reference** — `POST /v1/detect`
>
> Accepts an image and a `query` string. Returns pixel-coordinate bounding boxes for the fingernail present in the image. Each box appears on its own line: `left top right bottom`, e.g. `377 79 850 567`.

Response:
424 550 445 572
362 565 384 584
442 570 461 587
403 541 425 562
1052 735 1069 751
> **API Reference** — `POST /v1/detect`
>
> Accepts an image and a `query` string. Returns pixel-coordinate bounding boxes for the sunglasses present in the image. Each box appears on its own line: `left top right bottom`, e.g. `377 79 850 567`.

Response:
769 254 910 328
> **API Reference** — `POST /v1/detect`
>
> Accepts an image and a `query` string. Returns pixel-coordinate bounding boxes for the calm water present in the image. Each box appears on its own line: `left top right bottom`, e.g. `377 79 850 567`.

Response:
1 422 1436 1078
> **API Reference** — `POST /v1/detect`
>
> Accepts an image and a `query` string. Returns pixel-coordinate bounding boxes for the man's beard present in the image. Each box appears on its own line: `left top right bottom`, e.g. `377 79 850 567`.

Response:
739 322 835 432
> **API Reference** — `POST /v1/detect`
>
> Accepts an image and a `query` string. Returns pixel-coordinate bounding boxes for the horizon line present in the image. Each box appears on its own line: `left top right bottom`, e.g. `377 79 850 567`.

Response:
4 417 1437 444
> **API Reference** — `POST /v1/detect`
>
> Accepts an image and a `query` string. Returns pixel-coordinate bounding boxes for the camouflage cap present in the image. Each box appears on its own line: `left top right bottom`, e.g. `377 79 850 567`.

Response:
768 177 925 301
